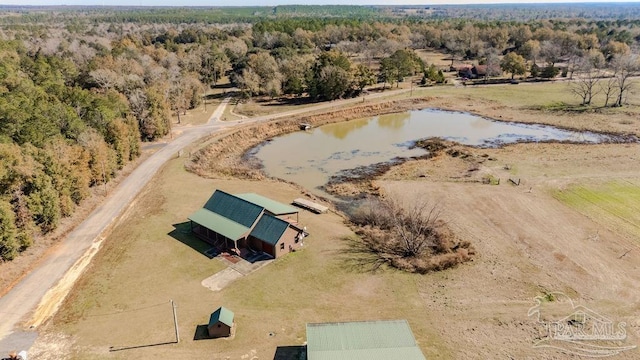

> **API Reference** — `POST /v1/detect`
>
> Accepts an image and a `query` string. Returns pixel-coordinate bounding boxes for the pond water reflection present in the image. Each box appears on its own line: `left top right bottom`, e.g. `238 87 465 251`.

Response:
252 109 615 195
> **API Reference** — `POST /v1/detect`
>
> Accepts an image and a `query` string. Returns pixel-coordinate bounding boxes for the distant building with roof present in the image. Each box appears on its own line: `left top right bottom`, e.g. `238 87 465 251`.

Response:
306 320 426 360
208 306 234 338
188 190 305 258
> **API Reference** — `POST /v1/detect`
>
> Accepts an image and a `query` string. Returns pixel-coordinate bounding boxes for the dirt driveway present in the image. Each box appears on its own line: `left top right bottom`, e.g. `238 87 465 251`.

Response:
0 88 413 354
379 180 640 358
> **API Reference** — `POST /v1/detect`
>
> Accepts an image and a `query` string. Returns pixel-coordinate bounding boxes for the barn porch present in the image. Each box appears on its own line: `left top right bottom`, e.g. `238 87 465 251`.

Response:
189 221 280 263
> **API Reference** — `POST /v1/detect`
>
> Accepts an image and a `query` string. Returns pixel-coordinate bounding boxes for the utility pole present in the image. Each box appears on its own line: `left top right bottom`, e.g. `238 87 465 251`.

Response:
410 75 414 97
171 299 179 343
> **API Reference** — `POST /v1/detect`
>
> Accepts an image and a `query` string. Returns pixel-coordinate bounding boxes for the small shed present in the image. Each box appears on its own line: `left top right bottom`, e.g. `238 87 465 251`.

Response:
208 306 234 338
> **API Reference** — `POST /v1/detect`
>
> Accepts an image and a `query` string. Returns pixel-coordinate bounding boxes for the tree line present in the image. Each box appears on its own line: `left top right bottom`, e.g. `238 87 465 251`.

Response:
3 4 640 25
1 8 639 261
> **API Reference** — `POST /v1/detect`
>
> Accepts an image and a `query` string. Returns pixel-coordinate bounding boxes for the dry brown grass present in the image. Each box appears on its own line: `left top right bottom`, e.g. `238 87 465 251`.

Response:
415 49 455 69
36 79 640 360
39 157 446 359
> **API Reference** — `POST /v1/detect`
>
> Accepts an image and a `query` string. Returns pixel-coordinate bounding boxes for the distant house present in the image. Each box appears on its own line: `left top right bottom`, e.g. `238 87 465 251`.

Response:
188 190 305 258
472 64 501 78
455 64 473 78
208 306 234 338
306 320 426 360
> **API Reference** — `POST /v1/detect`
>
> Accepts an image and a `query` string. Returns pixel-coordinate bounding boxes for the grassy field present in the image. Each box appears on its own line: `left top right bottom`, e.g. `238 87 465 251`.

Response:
174 80 237 126
553 180 640 241
234 97 327 118
221 99 244 121
415 49 453 69
432 79 640 110
50 158 227 358
38 80 640 359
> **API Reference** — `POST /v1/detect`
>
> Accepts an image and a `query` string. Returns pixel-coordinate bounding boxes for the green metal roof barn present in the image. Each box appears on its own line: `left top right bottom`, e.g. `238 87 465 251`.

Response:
188 190 305 259
306 320 426 360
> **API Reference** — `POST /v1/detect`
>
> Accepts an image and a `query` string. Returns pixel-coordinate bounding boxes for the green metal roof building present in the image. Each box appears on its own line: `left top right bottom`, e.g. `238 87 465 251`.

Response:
188 190 304 258
204 190 263 228
250 214 290 246
306 320 426 360
208 306 234 338
236 193 299 218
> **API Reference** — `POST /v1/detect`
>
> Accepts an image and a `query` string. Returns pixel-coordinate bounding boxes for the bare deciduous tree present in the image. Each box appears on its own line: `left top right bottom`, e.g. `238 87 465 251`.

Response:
347 196 474 273
569 58 602 105
612 54 639 107
600 76 618 108
540 40 563 67
89 68 122 91
234 68 261 98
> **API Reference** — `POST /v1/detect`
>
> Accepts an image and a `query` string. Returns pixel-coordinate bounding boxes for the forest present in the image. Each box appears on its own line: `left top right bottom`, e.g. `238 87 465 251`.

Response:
0 4 639 261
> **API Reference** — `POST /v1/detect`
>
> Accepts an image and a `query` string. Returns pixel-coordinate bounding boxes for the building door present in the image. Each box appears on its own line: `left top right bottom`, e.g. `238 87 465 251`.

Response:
262 242 275 257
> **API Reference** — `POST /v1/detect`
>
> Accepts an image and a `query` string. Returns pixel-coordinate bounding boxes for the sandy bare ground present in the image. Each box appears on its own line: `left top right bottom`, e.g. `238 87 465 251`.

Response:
379 179 640 358
374 140 640 358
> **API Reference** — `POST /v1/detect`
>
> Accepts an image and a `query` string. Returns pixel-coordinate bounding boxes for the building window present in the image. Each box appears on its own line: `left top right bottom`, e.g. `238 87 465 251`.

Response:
280 243 285 250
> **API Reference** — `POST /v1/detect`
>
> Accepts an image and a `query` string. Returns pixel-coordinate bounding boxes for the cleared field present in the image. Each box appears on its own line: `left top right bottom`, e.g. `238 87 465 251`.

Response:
434 79 640 109
379 178 640 359
415 49 453 69
174 79 235 126
233 97 327 118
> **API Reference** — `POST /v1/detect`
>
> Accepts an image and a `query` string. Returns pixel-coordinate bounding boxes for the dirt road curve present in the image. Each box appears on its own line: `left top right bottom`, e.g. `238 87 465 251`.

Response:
0 98 227 352
0 88 411 352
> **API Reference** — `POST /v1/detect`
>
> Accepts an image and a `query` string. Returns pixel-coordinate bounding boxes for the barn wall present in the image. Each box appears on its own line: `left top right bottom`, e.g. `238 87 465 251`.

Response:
274 227 303 258
262 241 275 257
208 322 232 338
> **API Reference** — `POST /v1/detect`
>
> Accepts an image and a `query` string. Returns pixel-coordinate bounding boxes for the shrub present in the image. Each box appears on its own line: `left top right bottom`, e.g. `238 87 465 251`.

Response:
541 65 559 79
348 196 475 273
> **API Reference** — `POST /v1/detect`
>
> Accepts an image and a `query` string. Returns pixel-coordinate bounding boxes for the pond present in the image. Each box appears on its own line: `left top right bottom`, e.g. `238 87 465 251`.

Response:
251 109 619 195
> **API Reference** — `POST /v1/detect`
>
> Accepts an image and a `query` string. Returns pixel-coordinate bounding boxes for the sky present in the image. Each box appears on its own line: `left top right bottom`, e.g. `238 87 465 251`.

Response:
1 0 638 7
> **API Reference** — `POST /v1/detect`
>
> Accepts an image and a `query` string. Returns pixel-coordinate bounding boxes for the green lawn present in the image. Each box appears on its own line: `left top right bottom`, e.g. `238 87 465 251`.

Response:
553 180 640 240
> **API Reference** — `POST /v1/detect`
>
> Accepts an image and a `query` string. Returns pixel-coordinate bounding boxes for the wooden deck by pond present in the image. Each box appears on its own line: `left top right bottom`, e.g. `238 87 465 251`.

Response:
293 198 328 214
